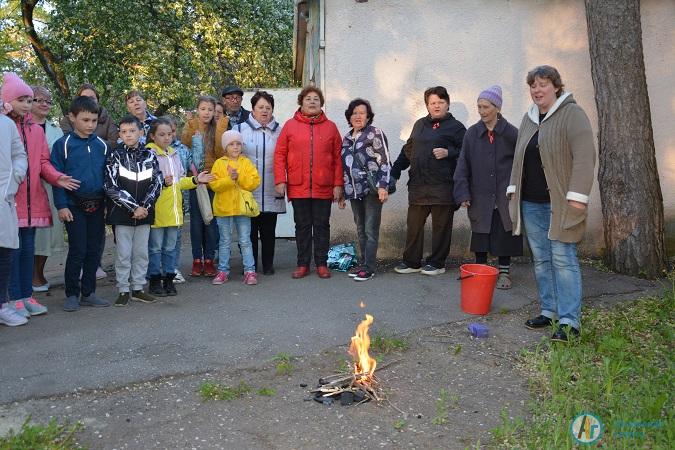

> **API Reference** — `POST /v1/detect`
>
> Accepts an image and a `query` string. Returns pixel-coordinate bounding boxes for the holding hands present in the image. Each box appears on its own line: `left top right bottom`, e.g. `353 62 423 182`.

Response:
227 165 239 181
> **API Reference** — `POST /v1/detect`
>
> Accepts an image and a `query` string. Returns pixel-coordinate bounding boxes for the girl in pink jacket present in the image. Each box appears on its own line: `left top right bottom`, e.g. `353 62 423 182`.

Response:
1 72 79 319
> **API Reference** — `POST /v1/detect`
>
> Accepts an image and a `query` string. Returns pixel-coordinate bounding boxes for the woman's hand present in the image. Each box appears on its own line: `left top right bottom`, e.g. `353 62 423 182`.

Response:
197 171 214 183
333 186 343 202
461 201 471 208
58 208 73 222
378 188 388 203
275 183 286 197
568 200 587 210
432 147 448 159
57 175 81 191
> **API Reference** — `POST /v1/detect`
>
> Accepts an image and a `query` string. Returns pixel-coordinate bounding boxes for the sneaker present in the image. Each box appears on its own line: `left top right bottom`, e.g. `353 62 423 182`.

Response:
348 266 363 278
354 270 374 282
394 262 422 274
243 272 258 285
551 325 580 343
24 297 48 316
420 265 446 276
63 295 80 312
525 315 554 330
80 293 111 307
0 304 28 326
131 290 157 303
11 300 30 318
174 270 186 284
212 271 229 285
190 259 203 277
96 267 107 280
114 292 130 307
203 259 217 277
32 282 49 292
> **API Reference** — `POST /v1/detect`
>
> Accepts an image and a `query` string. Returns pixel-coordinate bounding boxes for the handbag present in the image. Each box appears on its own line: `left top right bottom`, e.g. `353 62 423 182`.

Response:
236 184 260 217
191 163 214 224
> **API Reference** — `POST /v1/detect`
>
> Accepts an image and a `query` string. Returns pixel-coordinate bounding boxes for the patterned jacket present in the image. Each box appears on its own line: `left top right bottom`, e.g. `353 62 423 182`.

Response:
341 125 391 200
104 144 163 226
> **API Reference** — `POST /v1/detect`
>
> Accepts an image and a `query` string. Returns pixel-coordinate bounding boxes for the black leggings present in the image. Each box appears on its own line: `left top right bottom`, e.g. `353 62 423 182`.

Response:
475 252 510 267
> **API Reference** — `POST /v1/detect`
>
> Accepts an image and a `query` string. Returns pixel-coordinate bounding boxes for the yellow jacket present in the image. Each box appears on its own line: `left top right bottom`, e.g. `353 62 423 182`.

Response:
148 143 197 227
209 155 260 217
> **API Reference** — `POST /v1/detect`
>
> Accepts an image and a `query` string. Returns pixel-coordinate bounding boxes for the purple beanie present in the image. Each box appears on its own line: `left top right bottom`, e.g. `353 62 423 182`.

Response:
1 72 34 104
478 85 502 109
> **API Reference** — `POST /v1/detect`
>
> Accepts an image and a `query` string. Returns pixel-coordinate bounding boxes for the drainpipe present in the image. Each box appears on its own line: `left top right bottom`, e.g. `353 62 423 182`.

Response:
319 0 326 91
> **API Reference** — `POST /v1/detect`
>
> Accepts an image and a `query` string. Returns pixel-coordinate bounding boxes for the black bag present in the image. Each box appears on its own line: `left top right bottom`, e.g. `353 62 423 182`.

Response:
69 191 104 214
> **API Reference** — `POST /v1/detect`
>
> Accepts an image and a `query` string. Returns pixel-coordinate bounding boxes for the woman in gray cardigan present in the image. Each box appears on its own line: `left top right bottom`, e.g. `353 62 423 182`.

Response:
507 66 595 342
454 86 522 289
239 91 285 274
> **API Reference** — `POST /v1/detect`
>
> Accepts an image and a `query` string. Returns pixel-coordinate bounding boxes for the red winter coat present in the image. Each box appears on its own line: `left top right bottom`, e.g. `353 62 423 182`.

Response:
274 110 343 200
13 114 64 228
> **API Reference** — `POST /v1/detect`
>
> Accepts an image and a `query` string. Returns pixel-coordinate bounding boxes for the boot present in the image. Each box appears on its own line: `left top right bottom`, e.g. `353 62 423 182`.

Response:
163 273 177 297
149 275 167 297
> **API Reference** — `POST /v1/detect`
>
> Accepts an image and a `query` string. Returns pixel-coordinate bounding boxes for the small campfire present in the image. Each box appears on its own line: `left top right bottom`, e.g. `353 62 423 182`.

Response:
312 307 385 405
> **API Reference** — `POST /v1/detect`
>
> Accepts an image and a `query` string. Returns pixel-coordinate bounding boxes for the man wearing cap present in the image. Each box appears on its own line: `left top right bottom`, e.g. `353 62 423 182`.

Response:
221 86 250 129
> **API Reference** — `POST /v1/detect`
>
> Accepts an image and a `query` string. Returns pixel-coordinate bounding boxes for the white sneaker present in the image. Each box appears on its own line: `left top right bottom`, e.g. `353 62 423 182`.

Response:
174 270 186 284
96 267 107 279
0 304 29 326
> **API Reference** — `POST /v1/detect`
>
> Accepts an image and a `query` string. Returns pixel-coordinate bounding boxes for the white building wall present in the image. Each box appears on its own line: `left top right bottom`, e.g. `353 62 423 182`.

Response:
317 0 675 257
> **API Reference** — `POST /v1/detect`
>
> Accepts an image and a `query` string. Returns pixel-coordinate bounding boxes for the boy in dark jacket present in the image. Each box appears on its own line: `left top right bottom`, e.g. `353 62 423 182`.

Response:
104 115 163 306
52 96 110 311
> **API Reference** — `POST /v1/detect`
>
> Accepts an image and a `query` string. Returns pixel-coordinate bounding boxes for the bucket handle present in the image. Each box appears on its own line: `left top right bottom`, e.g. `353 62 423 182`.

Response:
457 274 475 281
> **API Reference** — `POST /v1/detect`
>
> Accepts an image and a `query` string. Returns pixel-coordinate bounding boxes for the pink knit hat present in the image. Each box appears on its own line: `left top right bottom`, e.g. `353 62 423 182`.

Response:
221 130 243 150
1 72 34 104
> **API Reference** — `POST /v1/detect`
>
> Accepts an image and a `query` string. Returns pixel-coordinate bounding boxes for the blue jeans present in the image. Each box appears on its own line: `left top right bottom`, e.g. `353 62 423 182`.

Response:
189 189 218 260
522 201 582 330
350 192 383 272
0 247 11 304
173 227 182 271
148 227 179 276
216 216 255 274
9 227 36 300
64 207 105 297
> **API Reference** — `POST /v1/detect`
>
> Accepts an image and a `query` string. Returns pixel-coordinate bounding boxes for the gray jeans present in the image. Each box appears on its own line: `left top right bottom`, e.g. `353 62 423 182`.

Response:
114 224 150 292
350 191 383 272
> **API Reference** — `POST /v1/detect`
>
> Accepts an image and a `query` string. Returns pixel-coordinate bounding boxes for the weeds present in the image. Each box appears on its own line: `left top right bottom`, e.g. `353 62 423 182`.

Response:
492 289 674 449
393 418 407 431
198 381 251 401
256 387 277 397
274 353 294 376
432 388 450 425
0 417 83 450
371 332 409 354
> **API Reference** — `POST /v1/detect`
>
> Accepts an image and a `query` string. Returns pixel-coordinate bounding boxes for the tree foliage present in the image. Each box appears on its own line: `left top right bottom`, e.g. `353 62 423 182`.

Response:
6 0 295 117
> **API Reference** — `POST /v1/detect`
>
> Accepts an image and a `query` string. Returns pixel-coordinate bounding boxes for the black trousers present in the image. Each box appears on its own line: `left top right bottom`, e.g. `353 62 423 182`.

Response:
402 204 454 269
251 212 278 271
292 198 332 267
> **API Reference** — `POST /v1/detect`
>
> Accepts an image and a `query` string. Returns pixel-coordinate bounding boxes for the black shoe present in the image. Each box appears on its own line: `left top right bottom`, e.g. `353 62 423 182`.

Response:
263 267 275 275
551 326 580 343
525 315 554 329
114 292 130 307
163 273 177 297
149 275 167 297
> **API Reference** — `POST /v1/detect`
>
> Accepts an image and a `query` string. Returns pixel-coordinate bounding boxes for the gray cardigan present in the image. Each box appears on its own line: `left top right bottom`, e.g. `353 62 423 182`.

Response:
0 114 28 249
454 116 518 234
508 93 596 243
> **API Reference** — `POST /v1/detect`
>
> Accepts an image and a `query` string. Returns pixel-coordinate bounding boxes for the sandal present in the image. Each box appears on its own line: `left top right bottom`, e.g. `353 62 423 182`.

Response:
496 273 512 290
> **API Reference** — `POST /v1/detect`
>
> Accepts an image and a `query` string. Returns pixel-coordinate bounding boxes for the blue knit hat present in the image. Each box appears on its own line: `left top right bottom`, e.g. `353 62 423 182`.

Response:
478 85 503 109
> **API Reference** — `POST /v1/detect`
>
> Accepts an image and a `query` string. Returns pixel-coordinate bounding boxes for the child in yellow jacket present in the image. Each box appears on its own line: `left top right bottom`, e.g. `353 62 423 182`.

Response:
147 118 212 296
209 130 260 285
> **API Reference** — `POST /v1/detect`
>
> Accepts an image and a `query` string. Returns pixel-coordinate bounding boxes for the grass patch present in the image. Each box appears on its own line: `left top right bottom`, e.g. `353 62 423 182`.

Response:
432 388 450 425
256 387 277 397
0 417 84 450
273 353 294 376
198 381 251 401
371 332 409 354
492 288 674 449
393 418 407 431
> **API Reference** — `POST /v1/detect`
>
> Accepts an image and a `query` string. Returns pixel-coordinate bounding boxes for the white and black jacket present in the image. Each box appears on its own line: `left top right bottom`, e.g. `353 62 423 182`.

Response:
104 144 162 226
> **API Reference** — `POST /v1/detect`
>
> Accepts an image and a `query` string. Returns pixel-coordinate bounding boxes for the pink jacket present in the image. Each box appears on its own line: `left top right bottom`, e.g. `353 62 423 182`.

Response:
13 114 64 227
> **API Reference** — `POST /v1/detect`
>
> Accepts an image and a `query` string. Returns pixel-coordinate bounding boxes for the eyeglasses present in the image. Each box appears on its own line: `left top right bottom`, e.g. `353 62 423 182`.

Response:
34 99 53 105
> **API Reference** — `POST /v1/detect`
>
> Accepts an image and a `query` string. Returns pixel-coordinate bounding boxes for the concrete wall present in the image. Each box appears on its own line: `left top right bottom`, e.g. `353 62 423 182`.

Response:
314 0 674 257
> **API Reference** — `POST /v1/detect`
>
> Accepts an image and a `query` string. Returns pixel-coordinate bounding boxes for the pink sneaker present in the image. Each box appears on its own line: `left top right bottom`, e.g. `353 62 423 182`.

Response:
243 272 258 285
212 271 229 285
25 297 48 315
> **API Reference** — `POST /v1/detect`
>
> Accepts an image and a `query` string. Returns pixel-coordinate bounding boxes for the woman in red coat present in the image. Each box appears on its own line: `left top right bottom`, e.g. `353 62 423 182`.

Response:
274 86 343 279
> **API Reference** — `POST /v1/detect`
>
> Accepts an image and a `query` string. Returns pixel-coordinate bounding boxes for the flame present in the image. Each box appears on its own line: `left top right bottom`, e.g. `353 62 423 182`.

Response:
359 301 366 308
348 314 377 381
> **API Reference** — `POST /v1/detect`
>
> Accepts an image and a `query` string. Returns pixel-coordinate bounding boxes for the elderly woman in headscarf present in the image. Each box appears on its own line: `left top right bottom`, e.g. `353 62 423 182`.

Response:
453 85 522 289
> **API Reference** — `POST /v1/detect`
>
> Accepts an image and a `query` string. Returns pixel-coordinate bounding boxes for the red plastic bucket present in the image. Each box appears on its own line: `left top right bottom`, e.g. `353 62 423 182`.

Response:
458 264 499 315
